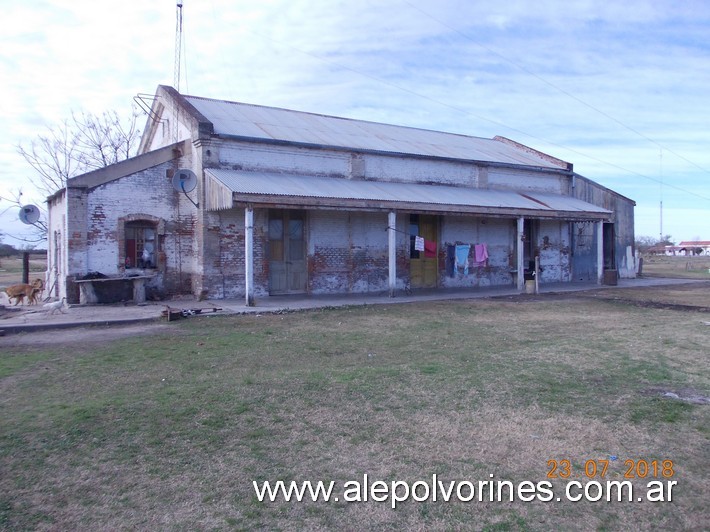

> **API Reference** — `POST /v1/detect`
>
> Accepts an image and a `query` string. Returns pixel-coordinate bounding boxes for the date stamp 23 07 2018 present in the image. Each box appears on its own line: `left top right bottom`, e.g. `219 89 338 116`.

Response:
547 459 675 480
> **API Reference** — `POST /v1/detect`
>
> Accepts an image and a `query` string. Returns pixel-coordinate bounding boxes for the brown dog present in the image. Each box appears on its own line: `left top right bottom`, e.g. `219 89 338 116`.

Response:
28 278 44 304
3 278 44 305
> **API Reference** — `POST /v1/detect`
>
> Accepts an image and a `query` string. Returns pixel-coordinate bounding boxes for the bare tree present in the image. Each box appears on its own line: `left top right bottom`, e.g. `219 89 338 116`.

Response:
0 190 49 243
17 107 142 197
72 109 141 175
659 234 674 246
635 235 657 253
11 107 142 242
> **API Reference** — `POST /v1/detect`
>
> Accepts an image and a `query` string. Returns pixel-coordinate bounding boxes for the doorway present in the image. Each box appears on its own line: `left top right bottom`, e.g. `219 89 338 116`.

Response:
409 214 438 288
268 210 307 294
523 219 539 279
603 222 616 270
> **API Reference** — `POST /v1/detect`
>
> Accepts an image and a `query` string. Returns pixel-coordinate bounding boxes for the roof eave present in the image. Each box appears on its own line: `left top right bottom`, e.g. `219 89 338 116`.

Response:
229 193 610 221
66 140 187 190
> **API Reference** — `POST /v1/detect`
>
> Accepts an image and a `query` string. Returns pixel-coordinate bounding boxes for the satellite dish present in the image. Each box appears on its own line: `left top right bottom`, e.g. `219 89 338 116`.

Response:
19 204 41 225
172 169 197 193
171 169 199 208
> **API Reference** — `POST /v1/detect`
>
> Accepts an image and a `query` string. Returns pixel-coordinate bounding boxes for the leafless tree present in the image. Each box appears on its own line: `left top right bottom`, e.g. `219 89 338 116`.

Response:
17 108 142 197
0 190 48 243
11 108 142 242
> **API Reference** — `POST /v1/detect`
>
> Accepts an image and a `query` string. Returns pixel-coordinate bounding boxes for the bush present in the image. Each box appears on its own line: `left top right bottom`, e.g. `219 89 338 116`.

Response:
0 243 18 258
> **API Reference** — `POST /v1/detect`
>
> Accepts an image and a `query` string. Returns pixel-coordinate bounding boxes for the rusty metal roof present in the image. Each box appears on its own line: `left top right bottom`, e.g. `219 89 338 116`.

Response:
185 95 569 169
206 169 610 219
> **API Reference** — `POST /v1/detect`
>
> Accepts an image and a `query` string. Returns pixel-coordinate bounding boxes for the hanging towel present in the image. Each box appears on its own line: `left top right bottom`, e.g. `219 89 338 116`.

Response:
474 243 489 265
424 240 437 258
414 235 425 252
455 244 471 275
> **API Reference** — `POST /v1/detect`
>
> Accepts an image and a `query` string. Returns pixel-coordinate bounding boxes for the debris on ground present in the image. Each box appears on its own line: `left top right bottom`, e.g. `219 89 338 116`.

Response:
161 306 223 321
662 390 710 405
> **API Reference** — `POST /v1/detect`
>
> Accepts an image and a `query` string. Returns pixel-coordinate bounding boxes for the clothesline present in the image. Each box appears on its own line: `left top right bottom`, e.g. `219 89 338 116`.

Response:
384 226 490 266
385 226 410 236
448 243 489 277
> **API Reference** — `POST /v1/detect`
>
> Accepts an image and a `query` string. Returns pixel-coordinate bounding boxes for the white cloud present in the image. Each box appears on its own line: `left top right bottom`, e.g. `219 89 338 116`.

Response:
1 0 708 244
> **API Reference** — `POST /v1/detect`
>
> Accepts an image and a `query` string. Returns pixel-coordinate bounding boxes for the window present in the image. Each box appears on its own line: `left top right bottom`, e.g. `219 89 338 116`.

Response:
269 217 284 261
125 221 157 269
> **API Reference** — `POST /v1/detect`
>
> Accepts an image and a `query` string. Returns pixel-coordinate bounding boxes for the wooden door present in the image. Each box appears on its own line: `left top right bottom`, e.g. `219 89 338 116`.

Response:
409 214 438 288
269 210 307 294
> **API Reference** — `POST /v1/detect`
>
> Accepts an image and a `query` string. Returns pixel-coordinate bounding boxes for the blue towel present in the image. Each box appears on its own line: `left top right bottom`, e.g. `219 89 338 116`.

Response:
455 245 471 275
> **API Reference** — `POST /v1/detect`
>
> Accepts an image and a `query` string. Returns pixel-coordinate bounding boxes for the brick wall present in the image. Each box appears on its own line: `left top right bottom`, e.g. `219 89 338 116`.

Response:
537 220 571 283
308 211 399 294
69 158 200 300
441 216 517 288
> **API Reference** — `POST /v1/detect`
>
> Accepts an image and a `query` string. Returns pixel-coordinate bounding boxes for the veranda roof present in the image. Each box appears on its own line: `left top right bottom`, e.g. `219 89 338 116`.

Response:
205 169 610 221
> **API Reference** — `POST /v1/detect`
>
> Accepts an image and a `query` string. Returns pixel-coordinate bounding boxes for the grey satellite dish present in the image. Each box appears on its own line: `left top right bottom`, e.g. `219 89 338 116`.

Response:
19 204 41 225
172 169 197 193
172 169 199 207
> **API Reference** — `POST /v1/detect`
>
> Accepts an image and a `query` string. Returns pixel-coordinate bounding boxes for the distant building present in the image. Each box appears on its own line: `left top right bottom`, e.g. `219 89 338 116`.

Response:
46 85 636 304
677 241 710 256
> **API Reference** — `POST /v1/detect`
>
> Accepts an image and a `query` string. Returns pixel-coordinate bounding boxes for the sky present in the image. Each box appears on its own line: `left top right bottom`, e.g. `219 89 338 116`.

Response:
1 0 708 246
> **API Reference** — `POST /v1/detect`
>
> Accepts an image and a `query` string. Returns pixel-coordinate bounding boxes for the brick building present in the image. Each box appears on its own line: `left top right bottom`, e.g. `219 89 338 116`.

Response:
46 85 636 304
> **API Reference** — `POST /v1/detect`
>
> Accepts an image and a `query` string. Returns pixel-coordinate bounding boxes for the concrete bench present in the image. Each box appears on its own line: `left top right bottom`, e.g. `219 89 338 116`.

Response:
74 275 154 304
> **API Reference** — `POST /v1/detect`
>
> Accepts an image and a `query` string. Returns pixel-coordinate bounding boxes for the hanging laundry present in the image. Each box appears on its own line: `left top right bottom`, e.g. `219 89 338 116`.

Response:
424 240 437 258
414 235 425 252
455 244 471 275
474 243 489 265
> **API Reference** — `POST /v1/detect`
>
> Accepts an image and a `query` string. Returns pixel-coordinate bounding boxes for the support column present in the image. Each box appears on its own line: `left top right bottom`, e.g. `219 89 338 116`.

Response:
596 220 604 285
516 217 525 291
245 206 255 306
388 211 397 297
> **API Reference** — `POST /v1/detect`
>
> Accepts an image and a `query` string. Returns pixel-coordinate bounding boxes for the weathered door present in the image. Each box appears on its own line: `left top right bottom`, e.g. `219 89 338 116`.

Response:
409 214 438 288
268 210 307 294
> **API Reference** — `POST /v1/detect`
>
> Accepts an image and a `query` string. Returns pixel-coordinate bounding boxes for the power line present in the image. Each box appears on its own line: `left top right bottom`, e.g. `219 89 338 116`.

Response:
402 0 710 176
237 23 710 203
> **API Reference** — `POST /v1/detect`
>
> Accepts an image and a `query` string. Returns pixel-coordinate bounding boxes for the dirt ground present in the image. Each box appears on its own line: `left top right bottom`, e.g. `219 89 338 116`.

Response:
4 281 708 348
0 322 175 348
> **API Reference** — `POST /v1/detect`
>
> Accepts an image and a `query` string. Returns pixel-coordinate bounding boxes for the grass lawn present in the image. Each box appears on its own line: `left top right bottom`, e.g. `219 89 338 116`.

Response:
641 255 710 280
1 287 709 530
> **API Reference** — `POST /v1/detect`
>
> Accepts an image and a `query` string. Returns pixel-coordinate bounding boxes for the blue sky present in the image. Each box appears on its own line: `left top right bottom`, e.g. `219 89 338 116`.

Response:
1 0 708 244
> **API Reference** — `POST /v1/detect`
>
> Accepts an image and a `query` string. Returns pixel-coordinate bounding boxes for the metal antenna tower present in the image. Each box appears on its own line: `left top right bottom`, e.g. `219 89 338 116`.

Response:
174 2 184 92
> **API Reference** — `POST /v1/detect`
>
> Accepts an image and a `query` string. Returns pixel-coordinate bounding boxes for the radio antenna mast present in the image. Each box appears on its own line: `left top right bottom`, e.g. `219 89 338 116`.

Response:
174 2 184 92
173 2 185 142
659 148 663 242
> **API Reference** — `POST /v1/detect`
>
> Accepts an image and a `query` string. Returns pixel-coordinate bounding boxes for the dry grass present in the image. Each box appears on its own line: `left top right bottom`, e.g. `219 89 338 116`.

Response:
0 254 46 290
583 281 710 310
642 255 710 280
1 286 708 530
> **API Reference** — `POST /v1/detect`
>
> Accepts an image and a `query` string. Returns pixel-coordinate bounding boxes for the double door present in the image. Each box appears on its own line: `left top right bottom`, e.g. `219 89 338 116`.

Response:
268 210 307 294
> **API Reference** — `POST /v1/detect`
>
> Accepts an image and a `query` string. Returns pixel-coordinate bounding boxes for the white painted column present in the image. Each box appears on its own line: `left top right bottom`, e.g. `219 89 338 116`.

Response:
516 217 525 291
596 220 604 285
245 206 255 306
388 211 397 297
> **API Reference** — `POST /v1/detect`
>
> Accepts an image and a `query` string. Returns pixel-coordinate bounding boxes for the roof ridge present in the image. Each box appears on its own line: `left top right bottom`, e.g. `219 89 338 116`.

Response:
182 93 495 143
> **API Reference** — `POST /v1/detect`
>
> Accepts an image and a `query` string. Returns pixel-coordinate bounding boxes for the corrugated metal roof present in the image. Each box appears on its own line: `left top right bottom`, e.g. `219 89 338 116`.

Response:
185 95 568 169
206 169 610 218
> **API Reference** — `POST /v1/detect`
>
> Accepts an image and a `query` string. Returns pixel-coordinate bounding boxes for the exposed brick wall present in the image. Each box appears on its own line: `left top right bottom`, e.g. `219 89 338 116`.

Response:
64 157 200 300
537 220 571 283
441 216 518 288
308 211 406 295
198 209 269 300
